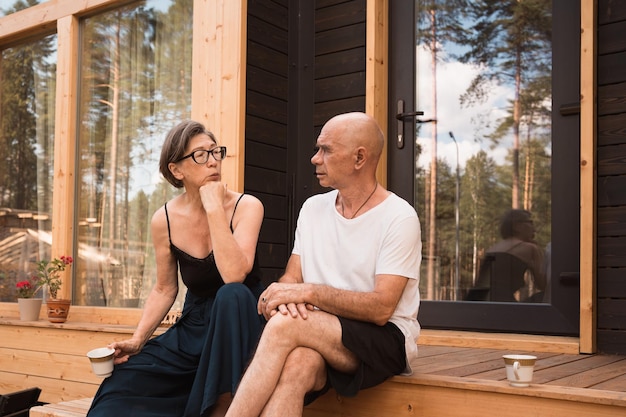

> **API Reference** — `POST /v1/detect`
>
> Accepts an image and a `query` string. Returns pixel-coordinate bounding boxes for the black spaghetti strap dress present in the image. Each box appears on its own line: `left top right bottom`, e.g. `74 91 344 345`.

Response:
87 195 264 417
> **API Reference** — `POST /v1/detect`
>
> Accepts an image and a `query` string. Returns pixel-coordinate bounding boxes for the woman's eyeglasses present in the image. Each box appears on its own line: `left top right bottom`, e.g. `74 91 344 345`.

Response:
177 146 227 164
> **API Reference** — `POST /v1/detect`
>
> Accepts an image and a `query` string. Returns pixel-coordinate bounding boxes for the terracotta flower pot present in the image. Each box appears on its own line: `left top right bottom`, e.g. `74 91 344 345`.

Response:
46 299 71 323
17 298 43 321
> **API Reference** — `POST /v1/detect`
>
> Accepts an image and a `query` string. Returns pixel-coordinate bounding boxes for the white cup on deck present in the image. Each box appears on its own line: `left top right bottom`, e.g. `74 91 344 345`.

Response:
503 354 537 387
87 347 115 378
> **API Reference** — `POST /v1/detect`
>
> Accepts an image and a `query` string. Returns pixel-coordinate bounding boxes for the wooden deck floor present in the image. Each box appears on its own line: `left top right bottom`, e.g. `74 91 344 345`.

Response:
304 345 626 417
411 345 626 393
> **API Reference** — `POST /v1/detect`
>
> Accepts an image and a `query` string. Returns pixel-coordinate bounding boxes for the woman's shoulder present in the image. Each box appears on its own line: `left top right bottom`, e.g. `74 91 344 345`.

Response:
229 193 264 224
151 195 183 226
487 238 522 254
489 239 542 263
233 192 263 211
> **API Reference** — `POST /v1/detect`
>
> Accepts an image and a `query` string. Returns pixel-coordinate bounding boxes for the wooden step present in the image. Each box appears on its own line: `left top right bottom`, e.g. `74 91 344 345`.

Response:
304 345 626 417
28 346 626 417
303 375 626 417
29 398 93 417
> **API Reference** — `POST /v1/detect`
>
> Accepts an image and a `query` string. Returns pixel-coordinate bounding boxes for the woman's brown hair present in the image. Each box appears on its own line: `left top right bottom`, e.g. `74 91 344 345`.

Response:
159 120 217 188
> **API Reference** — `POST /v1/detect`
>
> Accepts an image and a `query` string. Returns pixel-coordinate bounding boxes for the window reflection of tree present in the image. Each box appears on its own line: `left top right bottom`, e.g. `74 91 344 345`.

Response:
415 1 552 301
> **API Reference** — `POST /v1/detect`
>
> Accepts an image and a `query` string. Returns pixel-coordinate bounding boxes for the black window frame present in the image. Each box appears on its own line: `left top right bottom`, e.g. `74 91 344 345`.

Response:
388 0 580 336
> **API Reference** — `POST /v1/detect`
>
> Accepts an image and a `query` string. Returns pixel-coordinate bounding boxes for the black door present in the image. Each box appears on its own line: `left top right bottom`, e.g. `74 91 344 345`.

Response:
388 0 580 335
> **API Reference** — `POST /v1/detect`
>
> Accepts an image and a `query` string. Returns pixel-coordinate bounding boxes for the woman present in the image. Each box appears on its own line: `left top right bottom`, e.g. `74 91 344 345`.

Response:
468 209 545 302
87 120 265 417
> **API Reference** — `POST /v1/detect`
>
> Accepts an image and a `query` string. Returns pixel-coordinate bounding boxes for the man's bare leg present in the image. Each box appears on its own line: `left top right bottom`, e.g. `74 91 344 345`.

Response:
260 347 327 417
224 310 358 417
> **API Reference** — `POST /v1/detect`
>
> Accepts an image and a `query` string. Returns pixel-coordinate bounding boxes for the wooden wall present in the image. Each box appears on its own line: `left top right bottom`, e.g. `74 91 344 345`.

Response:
244 0 368 284
596 0 626 354
0 323 104 404
245 0 290 284
313 0 367 131
0 312 167 404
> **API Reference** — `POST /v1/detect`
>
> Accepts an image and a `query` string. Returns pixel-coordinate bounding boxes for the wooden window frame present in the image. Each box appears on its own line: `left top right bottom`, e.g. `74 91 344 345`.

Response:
0 0 245 321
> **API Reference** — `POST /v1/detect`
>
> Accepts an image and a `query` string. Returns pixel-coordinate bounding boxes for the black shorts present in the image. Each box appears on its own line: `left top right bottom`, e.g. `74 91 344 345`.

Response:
304 317 407 405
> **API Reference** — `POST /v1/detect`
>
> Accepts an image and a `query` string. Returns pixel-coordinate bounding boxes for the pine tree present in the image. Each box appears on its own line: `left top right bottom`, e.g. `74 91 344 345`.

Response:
458 0 552 209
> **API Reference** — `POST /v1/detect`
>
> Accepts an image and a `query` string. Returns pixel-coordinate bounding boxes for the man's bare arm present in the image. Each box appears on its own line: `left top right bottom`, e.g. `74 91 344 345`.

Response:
262 273 409 326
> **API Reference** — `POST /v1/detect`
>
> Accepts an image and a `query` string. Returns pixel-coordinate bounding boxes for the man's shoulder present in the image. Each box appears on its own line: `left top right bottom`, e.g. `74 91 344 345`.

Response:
384 193 418 217
302 190 336 207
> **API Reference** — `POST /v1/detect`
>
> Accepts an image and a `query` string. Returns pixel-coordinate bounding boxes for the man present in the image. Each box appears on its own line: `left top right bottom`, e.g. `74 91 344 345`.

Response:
224 112 421 417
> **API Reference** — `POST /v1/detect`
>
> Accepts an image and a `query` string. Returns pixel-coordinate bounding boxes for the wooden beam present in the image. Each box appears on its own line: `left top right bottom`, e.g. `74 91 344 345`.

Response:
304 377 626 417
51 15 80 300
0 0 134 47
191 0 247 192
579 0 597 354
419 329 580 354
366 0 388 187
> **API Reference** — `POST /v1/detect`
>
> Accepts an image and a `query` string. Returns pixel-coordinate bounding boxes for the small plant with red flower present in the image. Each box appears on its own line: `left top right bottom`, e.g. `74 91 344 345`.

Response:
16 277 39 298
34 255 73 299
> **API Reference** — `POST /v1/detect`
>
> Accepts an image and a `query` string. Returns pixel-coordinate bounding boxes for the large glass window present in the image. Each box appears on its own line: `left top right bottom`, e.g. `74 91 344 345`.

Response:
0 33 57 301
388 0 579 334
414 1 552 304
75 0 193 307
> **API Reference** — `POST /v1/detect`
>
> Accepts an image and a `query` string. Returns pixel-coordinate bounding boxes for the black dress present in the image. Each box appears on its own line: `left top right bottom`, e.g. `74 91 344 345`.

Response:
87 196 264 417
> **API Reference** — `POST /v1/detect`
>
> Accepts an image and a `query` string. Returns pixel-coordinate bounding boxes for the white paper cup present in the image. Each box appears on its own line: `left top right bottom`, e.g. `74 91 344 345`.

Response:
503 354 537 387
87 347 115 378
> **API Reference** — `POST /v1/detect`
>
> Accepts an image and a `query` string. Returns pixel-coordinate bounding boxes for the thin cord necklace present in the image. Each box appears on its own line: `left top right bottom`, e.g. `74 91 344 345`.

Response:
342 183 378 219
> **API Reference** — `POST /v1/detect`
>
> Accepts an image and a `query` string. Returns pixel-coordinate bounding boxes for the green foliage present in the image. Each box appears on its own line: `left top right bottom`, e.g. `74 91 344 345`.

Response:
34 256 73 299
0 28 55 210
74 0 192 306
418 139 551 296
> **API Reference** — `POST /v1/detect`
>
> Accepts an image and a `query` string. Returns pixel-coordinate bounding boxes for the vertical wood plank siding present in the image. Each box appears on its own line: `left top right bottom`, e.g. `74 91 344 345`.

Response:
245 0 367 284
596 0 626 354
246 0 290 284
314 0 367 130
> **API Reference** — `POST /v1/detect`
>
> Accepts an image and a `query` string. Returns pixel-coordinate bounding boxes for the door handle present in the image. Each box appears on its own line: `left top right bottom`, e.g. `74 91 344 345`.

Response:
558 102 580 116
396 100 422 149
559 272 580 286
396 99 435 149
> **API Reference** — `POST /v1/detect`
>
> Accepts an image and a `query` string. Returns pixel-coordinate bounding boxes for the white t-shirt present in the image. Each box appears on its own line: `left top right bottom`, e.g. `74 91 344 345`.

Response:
292 190 422 374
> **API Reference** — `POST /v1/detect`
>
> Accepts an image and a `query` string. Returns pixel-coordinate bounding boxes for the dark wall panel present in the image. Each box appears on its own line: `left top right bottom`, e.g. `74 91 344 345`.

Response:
598 0 626 25
598 268 626 297
245 0 289 283
315 47 366 78
597 0 626 354
245 115 287 148
597 207 626 237
314 97 366 127
598 82 626 116
245 0 368 283
597 143 626 176
314 0 366 132
315 23 366 55
597 330 626 355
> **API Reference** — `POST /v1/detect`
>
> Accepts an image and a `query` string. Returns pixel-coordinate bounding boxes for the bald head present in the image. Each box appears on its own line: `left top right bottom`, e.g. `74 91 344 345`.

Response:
312 112 385 190
324 112 385 162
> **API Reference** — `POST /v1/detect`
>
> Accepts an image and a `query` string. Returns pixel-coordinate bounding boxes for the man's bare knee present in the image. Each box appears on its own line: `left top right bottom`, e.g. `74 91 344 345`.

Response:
279 347 327 392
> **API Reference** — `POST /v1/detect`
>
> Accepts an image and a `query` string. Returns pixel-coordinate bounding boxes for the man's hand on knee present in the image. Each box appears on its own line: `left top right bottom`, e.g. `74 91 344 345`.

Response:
269 302 314 319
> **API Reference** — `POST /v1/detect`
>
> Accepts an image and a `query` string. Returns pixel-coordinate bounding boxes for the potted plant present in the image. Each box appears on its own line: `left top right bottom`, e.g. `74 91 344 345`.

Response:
35 255 73 323
15 277 43 321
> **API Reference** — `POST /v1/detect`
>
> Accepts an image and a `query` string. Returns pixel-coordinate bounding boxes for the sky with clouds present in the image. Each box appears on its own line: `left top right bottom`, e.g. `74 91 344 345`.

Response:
413 44 518 173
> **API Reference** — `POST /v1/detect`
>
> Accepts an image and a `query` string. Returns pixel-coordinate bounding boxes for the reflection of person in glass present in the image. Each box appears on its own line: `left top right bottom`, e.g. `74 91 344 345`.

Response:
469 209 546 302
